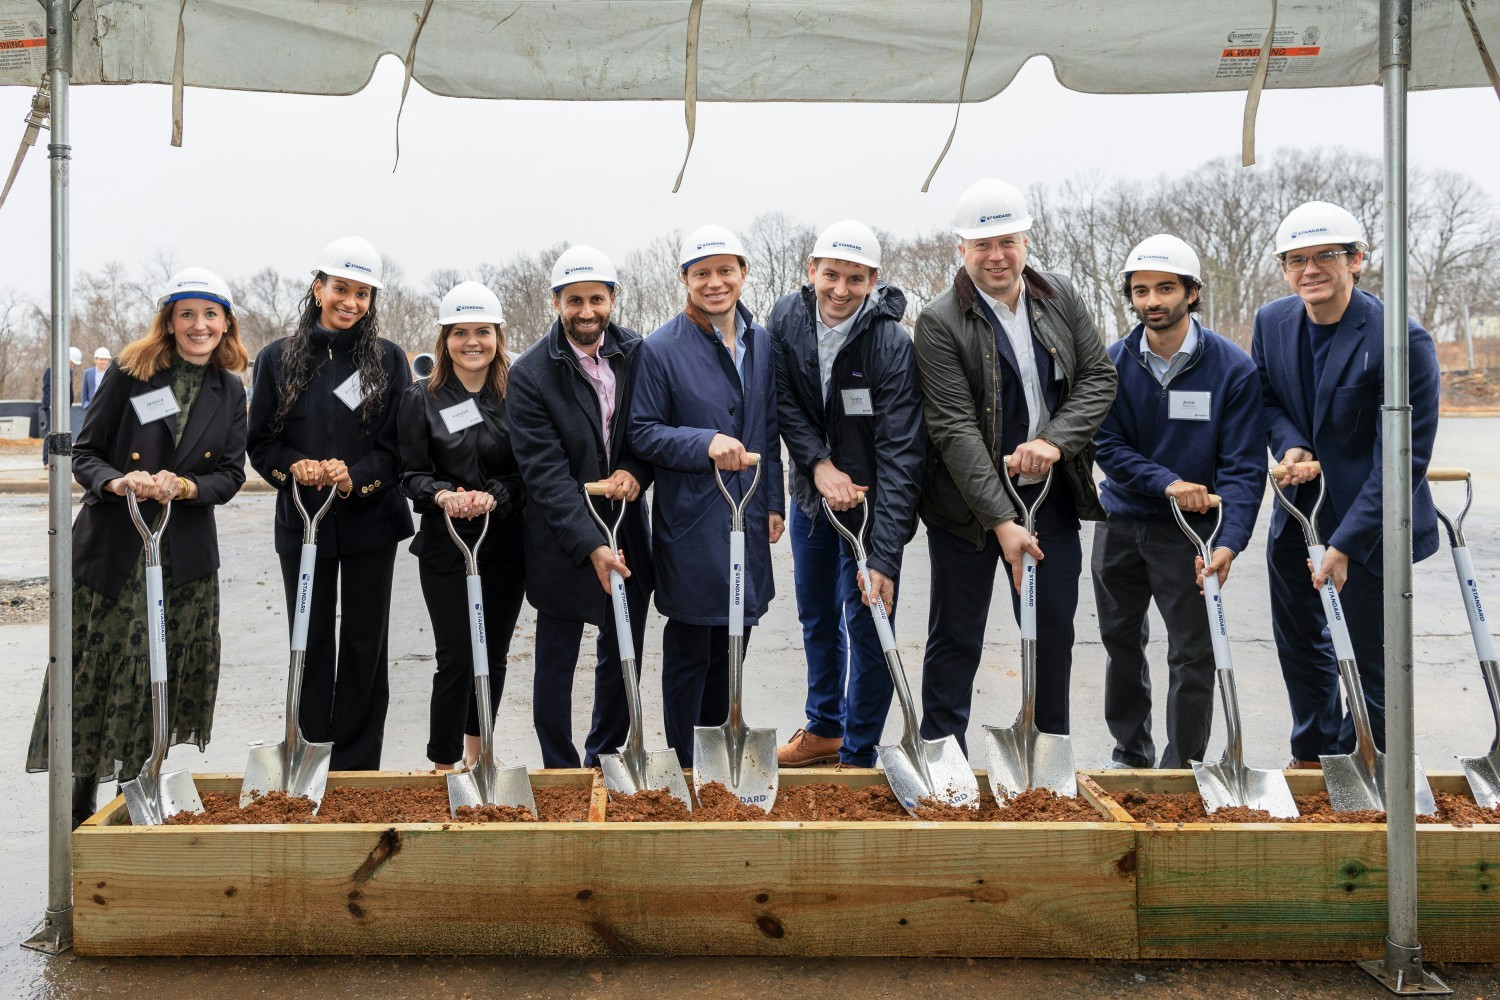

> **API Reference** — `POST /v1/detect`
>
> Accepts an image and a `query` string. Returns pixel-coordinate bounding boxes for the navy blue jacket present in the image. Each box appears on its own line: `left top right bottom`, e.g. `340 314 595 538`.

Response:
1094 321 1264 555
770 282 923 579
629 303 785 626
507 320 655 626
1251 287 1439 572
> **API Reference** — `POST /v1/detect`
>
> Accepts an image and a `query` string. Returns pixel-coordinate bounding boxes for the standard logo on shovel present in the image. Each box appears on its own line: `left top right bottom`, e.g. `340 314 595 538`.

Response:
616 582 630 625
473 603 486 645
297 575 312 616
155 598 166 644
732 564 743 605
739 793 769 804
1212 593 1227 634
1469 579 1488 622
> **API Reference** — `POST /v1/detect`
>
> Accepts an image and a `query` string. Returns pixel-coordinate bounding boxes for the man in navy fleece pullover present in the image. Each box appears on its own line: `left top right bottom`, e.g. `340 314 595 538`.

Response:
1091 235 1265 769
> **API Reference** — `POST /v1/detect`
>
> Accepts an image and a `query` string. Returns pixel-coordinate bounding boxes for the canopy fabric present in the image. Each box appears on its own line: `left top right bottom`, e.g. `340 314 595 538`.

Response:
0 0 1495 97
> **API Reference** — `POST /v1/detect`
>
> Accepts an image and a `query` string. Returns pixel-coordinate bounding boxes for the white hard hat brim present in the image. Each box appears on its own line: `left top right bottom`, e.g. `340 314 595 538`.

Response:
1272 235 1371 256
1117 264 1201 282
316 265 385 291
441 311 506 326
954 217 1034 240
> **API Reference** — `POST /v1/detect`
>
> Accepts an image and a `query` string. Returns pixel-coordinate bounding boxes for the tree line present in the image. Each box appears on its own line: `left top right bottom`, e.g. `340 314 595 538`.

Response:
2 148 1495 399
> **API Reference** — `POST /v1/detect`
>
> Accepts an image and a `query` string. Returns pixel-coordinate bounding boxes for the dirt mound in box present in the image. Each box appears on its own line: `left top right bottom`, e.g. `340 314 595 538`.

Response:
604 782 1107 822
1116 788 1500 826
162 785 591 825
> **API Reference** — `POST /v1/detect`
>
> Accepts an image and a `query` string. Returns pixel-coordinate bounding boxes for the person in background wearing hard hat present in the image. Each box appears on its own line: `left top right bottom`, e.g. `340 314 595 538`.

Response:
27 267 249 828
628 224 786 767
398 282 527 772
81 347 112 408
914 178 1116 754
1092 235 1265 770
247 236 414 771
769 220 925 768
38 345 82 465
508 246 656 769
1253 201 1440 768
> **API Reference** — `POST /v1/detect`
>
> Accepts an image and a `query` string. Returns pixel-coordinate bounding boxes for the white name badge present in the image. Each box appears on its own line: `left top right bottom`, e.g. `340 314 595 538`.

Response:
1168 390 1212 421
841 388 874 416
439 397 483 435
130 386 181 425
333 371 368 411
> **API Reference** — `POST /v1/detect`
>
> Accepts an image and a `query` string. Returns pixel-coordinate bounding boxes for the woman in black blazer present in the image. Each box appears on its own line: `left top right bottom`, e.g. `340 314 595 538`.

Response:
247 236 413 772
27 267 248 827
398 281 526 770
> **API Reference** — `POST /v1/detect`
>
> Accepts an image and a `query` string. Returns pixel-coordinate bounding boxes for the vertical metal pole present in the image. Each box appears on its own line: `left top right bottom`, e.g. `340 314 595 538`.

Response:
1360 0 1448 993
21 0 74 956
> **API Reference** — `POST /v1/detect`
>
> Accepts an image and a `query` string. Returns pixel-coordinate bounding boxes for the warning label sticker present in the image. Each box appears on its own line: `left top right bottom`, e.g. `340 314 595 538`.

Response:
1215 25 1323 80
0 18 46 85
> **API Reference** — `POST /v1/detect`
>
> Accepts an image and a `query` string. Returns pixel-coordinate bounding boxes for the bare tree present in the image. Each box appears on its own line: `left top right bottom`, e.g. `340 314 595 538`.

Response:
618 231 684 335
741 212 817 321
231 268 307 358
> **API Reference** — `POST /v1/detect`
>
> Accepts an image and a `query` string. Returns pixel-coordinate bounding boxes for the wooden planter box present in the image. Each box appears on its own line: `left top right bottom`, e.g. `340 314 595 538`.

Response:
73 768 1137 958
1081 770 1500 963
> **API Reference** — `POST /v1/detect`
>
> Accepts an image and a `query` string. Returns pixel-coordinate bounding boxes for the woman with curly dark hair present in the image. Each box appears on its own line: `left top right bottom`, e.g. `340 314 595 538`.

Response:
247 236 413 771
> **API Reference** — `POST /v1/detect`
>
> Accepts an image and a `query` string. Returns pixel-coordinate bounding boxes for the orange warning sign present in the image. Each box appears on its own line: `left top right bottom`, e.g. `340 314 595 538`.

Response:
0 38 44 51
1221 46 1321 58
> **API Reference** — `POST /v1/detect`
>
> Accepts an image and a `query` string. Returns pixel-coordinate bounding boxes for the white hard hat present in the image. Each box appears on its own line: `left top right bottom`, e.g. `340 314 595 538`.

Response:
314 235 385 290
679 224 748 269
1119 234 1202 283
93 347 112 360
68 346 82 365
952 178 1034 240
1273 201 1369 256
158 266 235 312
438 281 505 327
812 219 881 270
551 245 619 291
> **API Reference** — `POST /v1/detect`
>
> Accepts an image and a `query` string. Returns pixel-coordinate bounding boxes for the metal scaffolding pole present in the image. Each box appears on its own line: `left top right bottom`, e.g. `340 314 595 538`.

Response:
21 0 75 957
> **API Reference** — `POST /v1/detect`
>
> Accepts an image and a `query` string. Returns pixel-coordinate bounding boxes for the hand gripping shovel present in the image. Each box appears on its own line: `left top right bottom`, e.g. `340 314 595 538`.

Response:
1269 462 1438 814
983 458 1076 799
241 485 337 809
821 493 978 815
693 453 778 811
1172 495 1298 818
1429 466 1500 808
122 492 204 826
443 510 537 817
586 484 692 810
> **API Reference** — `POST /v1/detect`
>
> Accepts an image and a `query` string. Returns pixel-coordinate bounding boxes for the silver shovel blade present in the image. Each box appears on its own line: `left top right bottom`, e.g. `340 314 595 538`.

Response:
1321 749 1439 815
982 723 1077 800
1192 758 1299 819
877 735 980 816
600 750 694 810
123 767 204 827
1460 751 1500 810
693 725 779 812
447 756 536 818
240 736 334 809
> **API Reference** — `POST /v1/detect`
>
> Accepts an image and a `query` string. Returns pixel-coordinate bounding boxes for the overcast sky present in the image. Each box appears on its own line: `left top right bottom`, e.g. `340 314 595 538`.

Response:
0 55 1495 303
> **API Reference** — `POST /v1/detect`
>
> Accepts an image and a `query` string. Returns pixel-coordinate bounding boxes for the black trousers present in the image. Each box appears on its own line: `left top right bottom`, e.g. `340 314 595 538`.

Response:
919 517 1083 755
661 619 753 767
417 542 526 765
1091 517 1216 769
278 545 397 771
532 578 650 769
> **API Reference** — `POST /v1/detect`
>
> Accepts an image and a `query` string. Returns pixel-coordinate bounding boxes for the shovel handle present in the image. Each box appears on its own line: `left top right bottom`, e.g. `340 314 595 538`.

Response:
1308 543 1357 661
608 568 635 663
743 452 760 465
1452 546 1498 662
1270 460 1322 479
1427 468 1471 482
466 575 488 679
584 482 613 495
290 543 317 653
145 565 168 684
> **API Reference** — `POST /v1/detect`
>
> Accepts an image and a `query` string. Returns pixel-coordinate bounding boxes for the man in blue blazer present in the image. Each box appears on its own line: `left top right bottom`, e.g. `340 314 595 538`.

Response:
1251 200 1440 767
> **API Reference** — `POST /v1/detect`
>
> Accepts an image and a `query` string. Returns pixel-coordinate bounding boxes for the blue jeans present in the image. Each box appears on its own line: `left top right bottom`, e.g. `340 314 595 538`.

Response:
789 504 897 766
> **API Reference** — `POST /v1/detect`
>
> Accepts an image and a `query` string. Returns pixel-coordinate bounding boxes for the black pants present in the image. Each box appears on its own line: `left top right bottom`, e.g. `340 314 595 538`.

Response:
417 542 526 765
278 545 397 771
532 578 650 769
1091 517 1216 768
661 619 753 767
919 517 1083 755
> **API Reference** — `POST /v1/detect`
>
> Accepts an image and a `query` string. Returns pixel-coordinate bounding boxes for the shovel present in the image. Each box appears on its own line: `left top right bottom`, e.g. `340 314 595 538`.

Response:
1172 494 1298 818
693 452 778 811
586 483 692 810
983 457 1076 799
1429 466 1500 809
443 510 537 818
241 484 337 809
121 491 204 826
1269 462 1438 814
821 493 978 815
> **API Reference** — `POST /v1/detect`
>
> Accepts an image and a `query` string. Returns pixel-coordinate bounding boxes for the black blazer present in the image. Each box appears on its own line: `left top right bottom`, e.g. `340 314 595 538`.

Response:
397 377 525 575
506 321 654 625
72 360 247 599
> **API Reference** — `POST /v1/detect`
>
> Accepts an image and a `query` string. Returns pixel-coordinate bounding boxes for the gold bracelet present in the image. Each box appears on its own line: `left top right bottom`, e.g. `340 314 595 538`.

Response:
337 480 353 499
175 477 192 501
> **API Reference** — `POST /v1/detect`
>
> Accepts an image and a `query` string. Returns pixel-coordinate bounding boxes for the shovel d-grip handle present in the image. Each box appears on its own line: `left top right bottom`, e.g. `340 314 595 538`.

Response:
584 486 635 663
127 492 173 684
1268 464 1328 549
1270 460 1323 479
291 480 338 545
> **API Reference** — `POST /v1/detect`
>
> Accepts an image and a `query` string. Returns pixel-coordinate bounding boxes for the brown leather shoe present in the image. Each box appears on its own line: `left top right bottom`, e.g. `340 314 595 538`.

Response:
777 728 842 767
1287 758 1323 769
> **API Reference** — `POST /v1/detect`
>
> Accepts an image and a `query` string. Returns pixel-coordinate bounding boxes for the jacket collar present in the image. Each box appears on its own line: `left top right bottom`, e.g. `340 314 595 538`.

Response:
547 319 635 364
683 299 755 340
954 265 1058 315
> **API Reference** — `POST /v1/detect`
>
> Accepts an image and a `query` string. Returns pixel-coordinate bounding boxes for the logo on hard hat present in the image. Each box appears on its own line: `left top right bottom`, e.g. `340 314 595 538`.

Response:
343 260 374 273
696 240 727 251
455 304 485 313
831 241 865 252
1290 226 1329 240
978 213 1013 224
1136 254 1170 263
178 279 209 288
565 265 597 275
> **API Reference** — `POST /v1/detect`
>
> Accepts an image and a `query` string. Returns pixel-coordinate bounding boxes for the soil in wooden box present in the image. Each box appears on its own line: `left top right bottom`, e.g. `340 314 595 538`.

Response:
605 782 1111 822
161 785 592 825
1116 788 1500 826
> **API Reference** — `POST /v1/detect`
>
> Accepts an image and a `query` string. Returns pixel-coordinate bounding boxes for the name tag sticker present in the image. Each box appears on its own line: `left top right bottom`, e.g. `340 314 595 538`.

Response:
439 397 483 435
841 388 874 416
1169 390 1212 421
130 386 181 425
333 372 368 411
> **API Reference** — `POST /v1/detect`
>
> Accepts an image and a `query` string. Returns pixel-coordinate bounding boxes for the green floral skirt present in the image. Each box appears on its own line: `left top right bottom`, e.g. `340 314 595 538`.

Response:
27 541 221 783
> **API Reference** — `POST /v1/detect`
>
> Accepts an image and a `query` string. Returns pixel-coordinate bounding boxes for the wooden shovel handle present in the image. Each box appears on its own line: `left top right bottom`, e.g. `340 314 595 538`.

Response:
1270 460 1322 478
1207 494 1221 507
1426 468 1471 482
584 482 612 495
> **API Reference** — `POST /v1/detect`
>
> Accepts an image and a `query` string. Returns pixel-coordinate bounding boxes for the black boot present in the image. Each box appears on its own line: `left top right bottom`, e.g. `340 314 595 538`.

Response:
71 778 98 829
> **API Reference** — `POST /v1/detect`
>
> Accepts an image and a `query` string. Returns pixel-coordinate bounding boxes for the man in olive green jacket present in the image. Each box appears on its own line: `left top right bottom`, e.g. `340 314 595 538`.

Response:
914 177 1116 754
